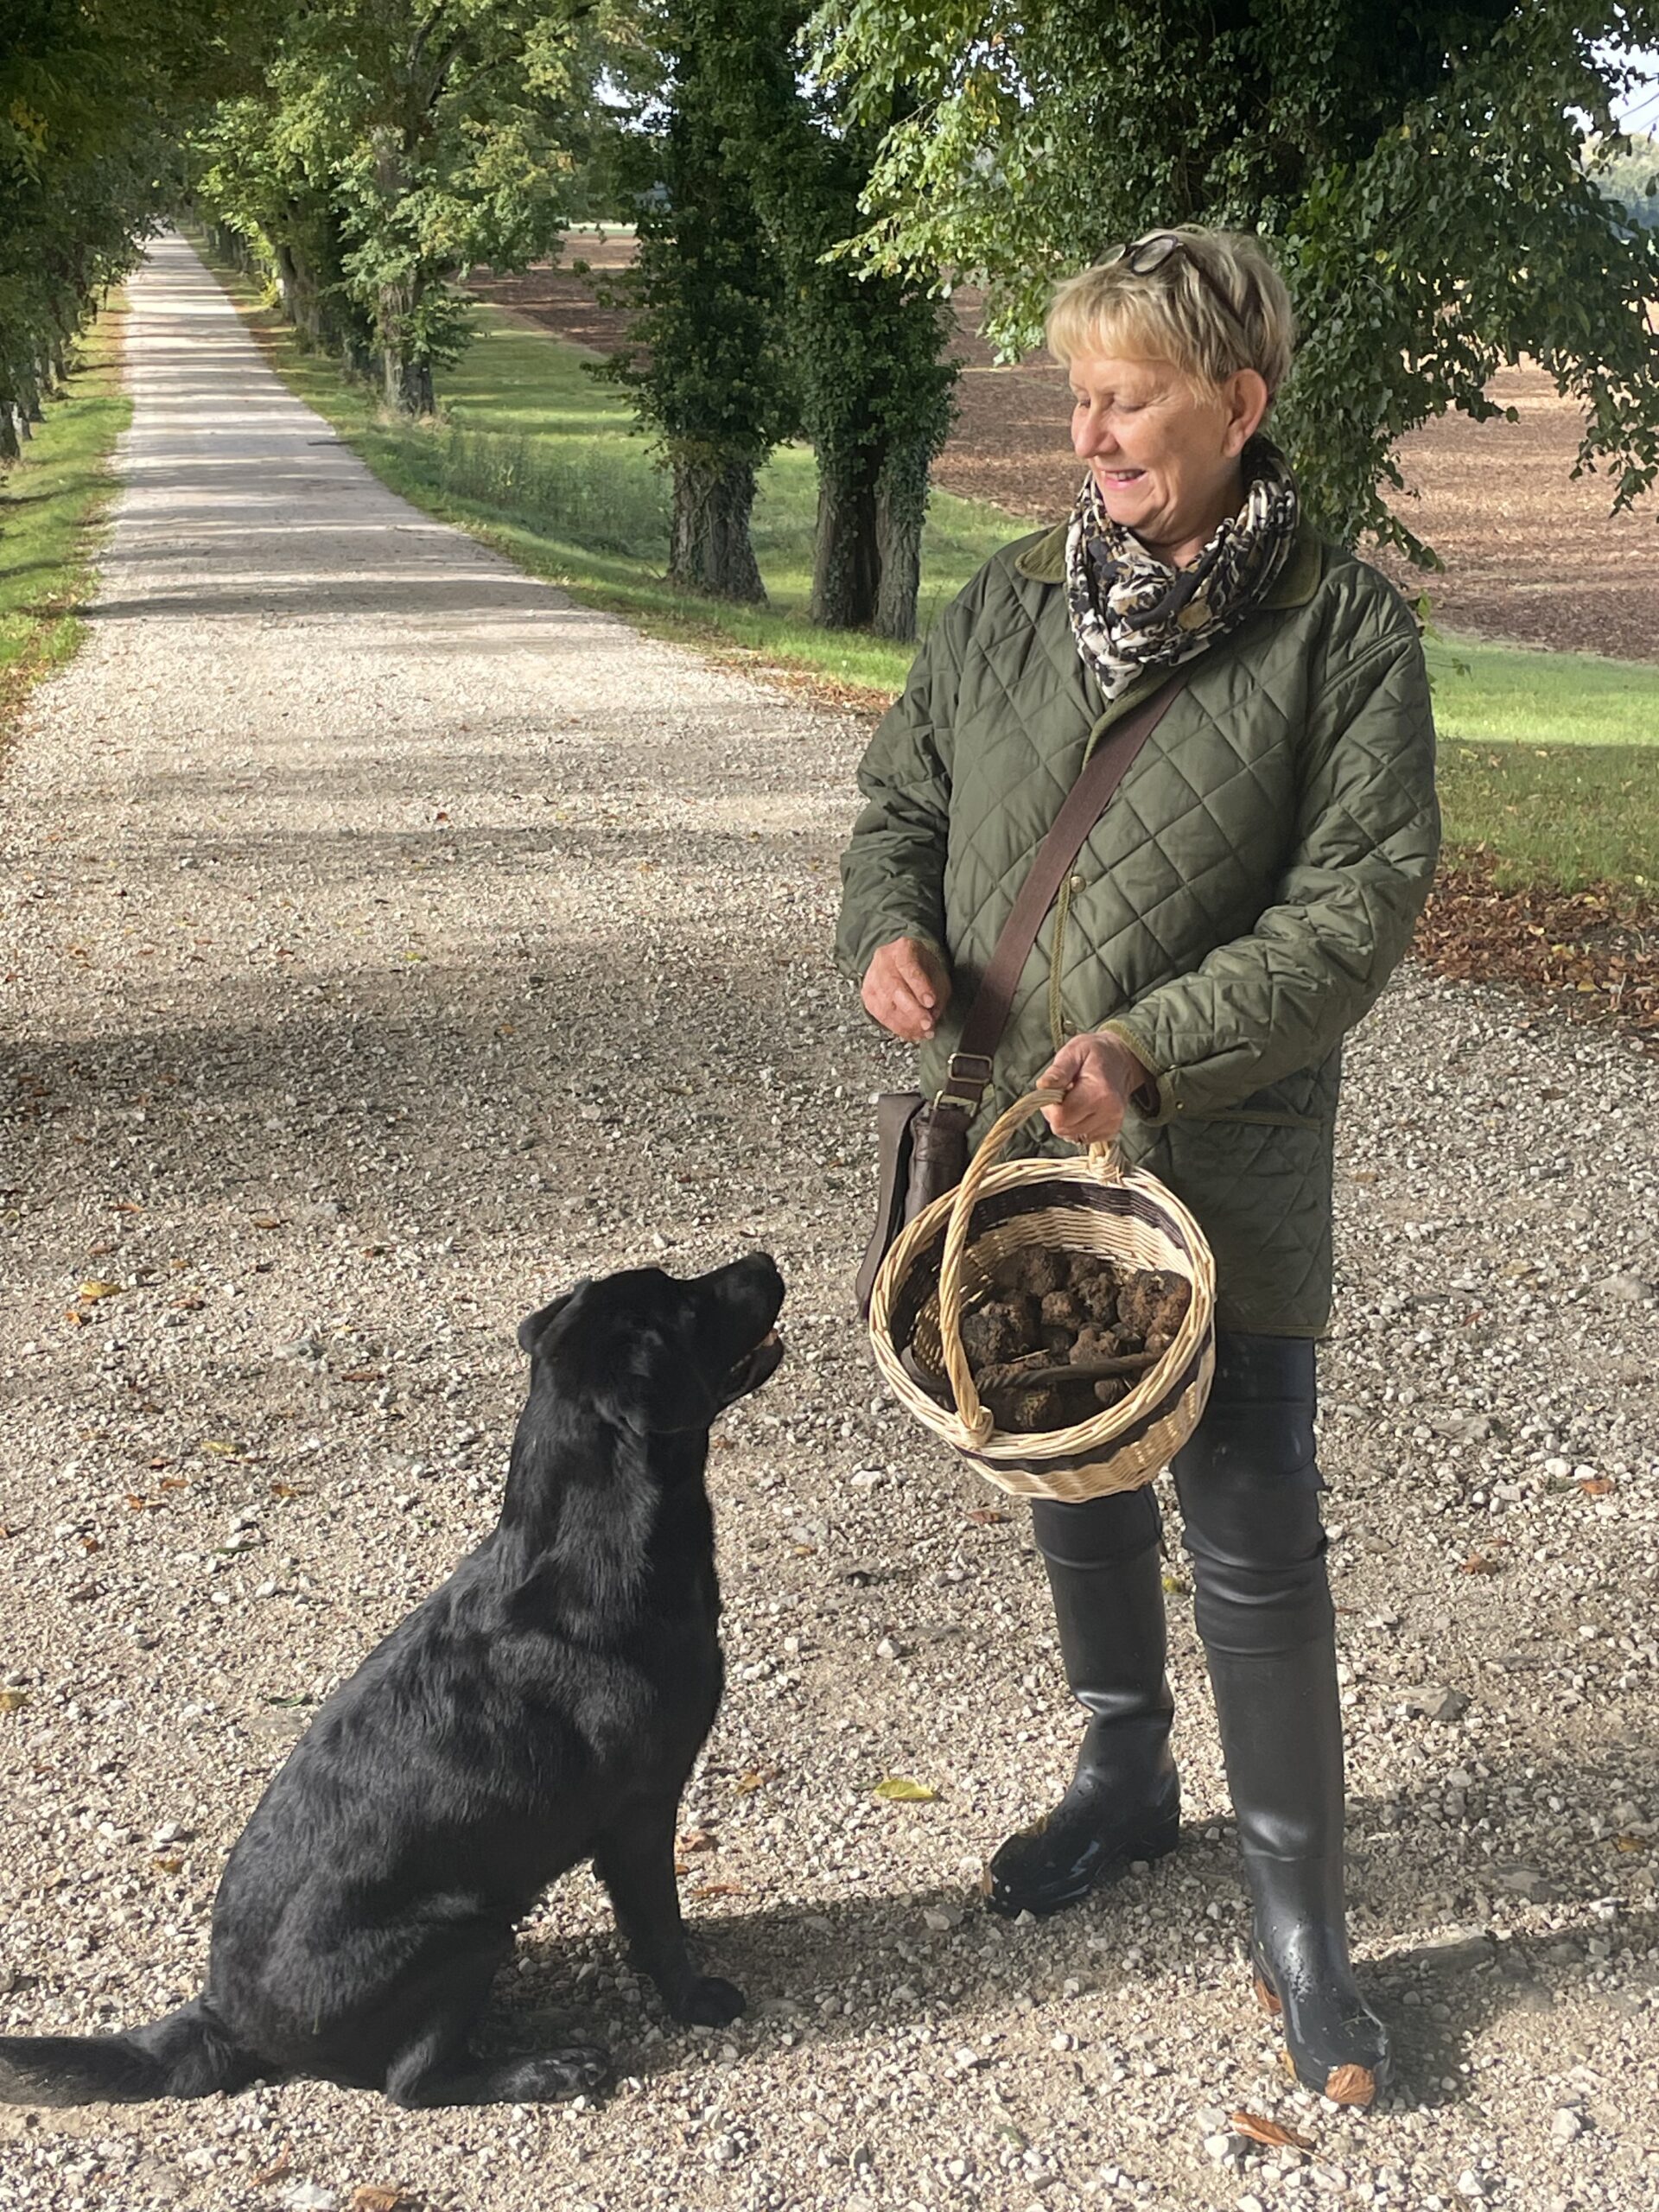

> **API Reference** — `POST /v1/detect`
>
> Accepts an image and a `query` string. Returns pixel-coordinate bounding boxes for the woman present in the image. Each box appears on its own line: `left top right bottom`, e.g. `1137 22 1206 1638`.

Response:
837 228 1438 2107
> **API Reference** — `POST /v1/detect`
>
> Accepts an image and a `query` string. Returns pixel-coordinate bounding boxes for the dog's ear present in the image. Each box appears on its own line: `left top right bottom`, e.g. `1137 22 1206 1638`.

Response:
518 1282 588 1355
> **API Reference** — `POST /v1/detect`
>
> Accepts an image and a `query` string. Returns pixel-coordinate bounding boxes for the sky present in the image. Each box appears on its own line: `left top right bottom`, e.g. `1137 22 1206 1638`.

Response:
1611 46 1659 135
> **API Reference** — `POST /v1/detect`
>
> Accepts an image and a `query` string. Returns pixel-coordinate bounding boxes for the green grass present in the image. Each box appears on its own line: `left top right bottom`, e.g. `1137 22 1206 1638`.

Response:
0 304 130 730
200 246 1659 895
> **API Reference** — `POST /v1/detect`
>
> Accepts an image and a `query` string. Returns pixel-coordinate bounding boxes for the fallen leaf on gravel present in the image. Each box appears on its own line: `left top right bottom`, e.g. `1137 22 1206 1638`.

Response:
270 1481 312 1499
171 1294 205 1311
200 1440 241 1458
150 1854 184 1874
734 1768 775 1795
0 1689 29 1713
1615 1834 1646 1853
964 1508 1007 1525
1161 1572 1191 1595
251 2153 292 2186
1459 1553 1503 1575
159 1475 190 1491
1230 2110 1313 2152
349 2189 411 2212
340 1369 385 1384
1578 1476 1617 1498
249 1214 285 1230
77 1279 122 1300
678 1828 717 1853
111 1199 143 1214
873 1777 941 1802
63 1308 88 1326
691 1880 744 1899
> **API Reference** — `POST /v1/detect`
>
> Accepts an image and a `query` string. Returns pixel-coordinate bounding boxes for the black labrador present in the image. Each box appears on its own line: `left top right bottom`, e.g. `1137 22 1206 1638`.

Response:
0 1254 785 2107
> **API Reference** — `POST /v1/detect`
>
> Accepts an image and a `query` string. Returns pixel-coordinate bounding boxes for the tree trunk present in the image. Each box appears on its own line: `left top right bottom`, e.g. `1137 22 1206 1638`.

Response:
0 405 20 463
810 454 879 628
276 244 323 347
873 434 933 643
670 456 767 601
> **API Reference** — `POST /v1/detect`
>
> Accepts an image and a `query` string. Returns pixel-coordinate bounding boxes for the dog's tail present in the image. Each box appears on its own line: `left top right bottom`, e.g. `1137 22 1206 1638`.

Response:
0 1999 255 2106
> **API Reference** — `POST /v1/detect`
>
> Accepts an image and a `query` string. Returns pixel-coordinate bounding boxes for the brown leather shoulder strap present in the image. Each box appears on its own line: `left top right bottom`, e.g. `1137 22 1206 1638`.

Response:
937 675 1185 1115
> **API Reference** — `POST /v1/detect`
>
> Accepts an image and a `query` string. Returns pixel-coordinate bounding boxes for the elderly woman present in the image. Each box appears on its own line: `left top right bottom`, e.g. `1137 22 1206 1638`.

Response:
837 228 1438 2105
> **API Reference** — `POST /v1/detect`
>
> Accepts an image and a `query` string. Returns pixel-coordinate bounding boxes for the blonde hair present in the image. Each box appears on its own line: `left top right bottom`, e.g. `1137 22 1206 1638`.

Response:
1046 228 1296 397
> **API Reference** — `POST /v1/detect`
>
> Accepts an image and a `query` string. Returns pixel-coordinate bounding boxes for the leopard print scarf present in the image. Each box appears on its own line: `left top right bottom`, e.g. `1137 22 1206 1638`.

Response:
1065 435 1300 701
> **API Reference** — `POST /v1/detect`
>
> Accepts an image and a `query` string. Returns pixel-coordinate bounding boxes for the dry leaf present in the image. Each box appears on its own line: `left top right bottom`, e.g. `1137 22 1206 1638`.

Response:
734 1768 775 1795
249 1214 284 1231
1577 1476 1617 1498
270 1480 312 1499
1229 2108 1313 2153
1459 1553 1503 1576
1615 1833 1646 1853
200 1440 240 1459
251 2153 293 2186
111 1199 143 1214
964 1508 1007 1525
159 1475 189 1491
349 2188 412 2212
171 1294 205 1311
678 1828 717 1854
77 1279 122 1301
873 1777 941 1803
150 1854 184 1875
340 1368 384 1385
0 1689 29 1713
690 1880 743 1899
63 1308 88 1326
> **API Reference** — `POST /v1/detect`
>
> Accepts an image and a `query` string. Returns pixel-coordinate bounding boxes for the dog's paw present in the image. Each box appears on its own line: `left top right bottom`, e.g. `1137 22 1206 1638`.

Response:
503 2044 612 2102
676 1975 747 2028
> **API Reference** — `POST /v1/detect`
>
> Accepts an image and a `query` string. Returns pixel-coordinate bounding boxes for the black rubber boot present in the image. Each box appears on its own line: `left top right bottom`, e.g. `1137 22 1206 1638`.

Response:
1174 1334 1390 2107
987 1484 1179 1918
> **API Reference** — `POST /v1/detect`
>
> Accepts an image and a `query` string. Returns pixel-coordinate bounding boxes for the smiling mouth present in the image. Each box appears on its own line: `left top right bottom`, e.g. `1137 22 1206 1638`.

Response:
720 1328 784 1407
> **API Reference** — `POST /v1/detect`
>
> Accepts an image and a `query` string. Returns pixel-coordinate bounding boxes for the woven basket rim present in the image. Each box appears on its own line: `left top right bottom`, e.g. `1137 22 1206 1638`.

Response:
868 1150 1217 1464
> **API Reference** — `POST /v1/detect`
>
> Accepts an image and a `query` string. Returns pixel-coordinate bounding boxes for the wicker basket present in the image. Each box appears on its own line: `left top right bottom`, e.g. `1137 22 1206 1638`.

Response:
868 1087 1217 1502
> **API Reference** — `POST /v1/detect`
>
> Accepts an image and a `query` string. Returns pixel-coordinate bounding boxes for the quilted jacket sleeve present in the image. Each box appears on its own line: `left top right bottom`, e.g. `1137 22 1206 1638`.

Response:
835 576 977 982
1100 609 1440 1122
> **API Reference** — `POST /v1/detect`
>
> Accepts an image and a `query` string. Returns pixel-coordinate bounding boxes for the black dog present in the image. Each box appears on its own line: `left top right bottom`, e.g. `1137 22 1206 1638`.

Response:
0 1255 785 2107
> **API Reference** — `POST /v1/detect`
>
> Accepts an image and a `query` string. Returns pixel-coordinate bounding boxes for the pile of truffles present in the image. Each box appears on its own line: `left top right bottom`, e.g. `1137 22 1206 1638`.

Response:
914 1247 1192 1433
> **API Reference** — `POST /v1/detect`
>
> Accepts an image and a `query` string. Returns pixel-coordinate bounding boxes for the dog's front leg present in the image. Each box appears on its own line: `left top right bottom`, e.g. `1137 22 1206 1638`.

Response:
593 1798 744 2028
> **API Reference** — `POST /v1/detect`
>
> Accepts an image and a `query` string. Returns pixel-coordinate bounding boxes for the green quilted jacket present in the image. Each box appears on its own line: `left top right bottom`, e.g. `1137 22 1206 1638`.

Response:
836 520 1440 1336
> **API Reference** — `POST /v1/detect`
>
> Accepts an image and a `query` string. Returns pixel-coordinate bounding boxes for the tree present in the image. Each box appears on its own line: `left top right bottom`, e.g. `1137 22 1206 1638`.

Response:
718 3 958 639
195 2 603 415
1 0 259 467
600 0 796 601
809 1 1659 562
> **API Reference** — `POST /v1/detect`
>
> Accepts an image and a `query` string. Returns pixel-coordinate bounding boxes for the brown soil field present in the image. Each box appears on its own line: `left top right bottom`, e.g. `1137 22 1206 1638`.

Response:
470 236 1659 664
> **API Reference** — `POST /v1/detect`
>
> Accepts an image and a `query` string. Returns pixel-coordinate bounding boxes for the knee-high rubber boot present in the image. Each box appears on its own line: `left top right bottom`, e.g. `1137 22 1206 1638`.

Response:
1175 1334 1390 2107
987 1484 1179 1918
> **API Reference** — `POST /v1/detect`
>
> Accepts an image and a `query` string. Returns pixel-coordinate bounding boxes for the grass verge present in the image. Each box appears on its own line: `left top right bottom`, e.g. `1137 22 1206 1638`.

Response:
0 302 130 737
199 244 1659 902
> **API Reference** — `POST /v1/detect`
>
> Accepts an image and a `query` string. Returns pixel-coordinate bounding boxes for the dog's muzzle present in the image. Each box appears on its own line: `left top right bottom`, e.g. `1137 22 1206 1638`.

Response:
719 1330 784 1408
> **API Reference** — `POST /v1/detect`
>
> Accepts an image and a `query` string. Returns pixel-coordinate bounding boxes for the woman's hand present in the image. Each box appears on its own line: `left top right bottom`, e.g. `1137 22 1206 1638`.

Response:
861 937 953 1042
1038 1032 1154 1143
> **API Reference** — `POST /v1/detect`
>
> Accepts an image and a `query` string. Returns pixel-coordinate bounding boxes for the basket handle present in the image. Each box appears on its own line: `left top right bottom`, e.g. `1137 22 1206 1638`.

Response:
937 1087 1123 1441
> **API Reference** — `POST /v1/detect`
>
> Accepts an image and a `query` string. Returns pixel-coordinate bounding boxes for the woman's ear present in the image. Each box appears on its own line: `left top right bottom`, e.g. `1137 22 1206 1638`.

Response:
1220 368 1272 456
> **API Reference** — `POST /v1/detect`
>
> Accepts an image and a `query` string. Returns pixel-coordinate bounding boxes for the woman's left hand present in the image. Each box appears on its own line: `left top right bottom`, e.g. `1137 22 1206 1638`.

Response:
1037 1033 1154 1143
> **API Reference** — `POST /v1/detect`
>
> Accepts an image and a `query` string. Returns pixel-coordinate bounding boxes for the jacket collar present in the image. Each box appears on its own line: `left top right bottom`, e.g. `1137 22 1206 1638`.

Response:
1012 518 1324 608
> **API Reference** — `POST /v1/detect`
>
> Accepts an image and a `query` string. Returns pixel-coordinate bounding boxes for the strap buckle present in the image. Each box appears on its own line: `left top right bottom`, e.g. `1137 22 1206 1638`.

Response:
932 1051 993 1119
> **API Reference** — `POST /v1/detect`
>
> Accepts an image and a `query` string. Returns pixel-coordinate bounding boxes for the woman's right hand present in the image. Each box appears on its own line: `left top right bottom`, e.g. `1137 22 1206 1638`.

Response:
861 937 952 1042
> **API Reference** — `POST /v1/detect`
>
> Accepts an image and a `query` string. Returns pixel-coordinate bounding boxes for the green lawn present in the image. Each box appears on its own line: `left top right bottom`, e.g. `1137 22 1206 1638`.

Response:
0 303 130 731
201 250 1659 896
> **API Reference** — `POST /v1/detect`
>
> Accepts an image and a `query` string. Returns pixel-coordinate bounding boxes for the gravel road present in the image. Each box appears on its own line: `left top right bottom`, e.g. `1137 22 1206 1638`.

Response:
3 234 1659 2212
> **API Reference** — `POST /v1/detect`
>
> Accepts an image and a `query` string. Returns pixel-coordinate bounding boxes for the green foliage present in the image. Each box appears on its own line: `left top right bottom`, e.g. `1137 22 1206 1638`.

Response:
0 0 257 467
809 0 1659 561
193 1 616 411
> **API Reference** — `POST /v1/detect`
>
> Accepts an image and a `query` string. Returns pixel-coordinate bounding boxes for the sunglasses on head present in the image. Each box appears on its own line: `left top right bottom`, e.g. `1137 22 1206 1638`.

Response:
1103 232 1241 326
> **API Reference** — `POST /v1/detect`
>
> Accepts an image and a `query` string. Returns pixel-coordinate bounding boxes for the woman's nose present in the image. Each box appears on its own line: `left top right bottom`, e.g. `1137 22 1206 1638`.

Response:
1073 409 1118 461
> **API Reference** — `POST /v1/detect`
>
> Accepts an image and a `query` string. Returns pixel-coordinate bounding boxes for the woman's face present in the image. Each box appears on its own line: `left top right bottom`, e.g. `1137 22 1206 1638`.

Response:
1065 353 1268 557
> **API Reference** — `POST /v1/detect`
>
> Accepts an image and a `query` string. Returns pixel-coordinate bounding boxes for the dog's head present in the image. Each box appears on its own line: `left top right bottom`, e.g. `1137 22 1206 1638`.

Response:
517 1253 785 1444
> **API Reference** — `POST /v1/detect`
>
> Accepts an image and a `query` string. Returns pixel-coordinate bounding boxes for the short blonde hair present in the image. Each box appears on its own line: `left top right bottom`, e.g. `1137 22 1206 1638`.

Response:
1046 227 1296 397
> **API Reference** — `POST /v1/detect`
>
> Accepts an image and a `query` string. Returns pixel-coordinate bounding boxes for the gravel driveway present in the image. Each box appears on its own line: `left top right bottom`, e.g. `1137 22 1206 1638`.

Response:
3 234 1659 2212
